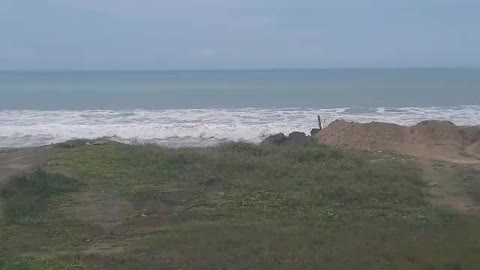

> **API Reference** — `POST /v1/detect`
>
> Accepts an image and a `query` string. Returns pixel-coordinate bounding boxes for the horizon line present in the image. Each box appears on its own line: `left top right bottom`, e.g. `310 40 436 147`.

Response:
1 66 480 73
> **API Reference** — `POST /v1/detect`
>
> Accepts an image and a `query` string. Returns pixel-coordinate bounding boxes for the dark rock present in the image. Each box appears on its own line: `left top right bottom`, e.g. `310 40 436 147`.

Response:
262 133 287 145
283 132 312 146
310 128 321 136
262 131 315 147
289 131 309 140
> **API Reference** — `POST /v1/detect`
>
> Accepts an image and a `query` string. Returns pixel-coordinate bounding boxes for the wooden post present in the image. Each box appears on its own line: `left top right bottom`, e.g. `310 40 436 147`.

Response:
317 115 323 130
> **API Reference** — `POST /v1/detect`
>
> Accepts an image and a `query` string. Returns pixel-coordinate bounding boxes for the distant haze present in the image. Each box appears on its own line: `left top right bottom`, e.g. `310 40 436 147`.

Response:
0 0 479 70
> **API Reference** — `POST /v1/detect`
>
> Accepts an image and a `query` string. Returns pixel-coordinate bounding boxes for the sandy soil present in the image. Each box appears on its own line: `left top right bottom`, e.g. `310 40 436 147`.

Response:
317 120 480 163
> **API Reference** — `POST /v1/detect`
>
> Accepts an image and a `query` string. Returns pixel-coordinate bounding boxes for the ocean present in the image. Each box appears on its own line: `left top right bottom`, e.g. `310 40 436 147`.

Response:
1 69 480 148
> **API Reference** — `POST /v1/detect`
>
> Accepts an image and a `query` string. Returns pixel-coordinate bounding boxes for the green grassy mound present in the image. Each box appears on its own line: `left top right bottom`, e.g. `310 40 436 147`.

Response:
1 143 479 269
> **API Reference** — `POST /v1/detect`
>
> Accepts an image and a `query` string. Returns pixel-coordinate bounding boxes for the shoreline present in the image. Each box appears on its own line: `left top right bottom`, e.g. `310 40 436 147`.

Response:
1 119 480 151
2 106 480 149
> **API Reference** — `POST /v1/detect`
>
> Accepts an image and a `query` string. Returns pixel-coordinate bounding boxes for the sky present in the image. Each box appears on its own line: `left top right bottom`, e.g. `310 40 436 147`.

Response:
0 0 479 70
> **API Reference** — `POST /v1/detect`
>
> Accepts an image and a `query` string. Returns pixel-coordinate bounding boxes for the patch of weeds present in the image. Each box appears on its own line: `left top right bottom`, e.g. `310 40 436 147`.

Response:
56 143 436 223
0 219 101 257
460 168 480 203
6 142 479 268
136 219 480 270
0 256 84 270
0 170 82 225
467 182 480 203
220 142 275 157
55 143 439 224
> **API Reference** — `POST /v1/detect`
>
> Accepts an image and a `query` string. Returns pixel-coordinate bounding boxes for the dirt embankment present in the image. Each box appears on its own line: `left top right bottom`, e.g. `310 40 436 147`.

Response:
317 120 480 162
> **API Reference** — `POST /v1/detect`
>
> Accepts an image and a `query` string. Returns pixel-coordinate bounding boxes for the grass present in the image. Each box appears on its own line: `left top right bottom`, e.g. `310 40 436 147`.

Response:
0 171 91 270
55 143 438 224
2 142 480 269
461 167 480 203
0 257 84 270
1 170 82 225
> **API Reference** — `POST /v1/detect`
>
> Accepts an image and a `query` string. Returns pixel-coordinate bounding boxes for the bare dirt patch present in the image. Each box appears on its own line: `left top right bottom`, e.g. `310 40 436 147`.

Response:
0 147 53 183
61 188 136 229
317 120 480 163
421 160 480 214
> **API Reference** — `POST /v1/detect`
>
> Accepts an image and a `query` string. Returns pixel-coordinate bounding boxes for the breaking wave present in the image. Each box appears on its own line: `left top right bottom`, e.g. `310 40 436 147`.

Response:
1 106 480 148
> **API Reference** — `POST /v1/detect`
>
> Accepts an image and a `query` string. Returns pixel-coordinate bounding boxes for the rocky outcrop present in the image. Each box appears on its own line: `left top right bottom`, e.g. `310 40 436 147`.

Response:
262 132 313 146
283 132 312 146
261 133 288 145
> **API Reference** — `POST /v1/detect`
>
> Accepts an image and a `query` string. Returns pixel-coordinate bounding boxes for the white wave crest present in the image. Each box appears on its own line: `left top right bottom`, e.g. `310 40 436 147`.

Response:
1 106 480 148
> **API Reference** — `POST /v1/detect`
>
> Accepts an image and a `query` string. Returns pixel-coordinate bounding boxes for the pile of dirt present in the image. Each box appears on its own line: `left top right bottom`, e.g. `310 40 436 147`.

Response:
317 120 480 161
318 120 407 151
409 121 464 146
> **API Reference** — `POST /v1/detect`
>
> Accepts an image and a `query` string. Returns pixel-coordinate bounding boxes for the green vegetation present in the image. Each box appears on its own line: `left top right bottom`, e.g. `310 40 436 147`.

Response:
0 257 84 270
462 167 480 203
1 142 480 269
0 171 90 270
56 143 437 223
1 170 82 225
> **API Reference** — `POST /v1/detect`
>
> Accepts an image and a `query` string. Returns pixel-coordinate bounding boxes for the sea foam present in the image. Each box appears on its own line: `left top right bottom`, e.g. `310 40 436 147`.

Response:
1 106 480 148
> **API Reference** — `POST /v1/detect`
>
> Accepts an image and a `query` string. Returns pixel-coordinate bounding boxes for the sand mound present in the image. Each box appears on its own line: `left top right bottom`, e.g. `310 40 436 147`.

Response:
317 120 480 161
410 121 463 145
318 120 407 151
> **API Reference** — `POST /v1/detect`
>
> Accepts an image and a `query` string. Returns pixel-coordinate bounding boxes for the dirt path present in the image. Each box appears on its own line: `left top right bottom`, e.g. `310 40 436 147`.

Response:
420 158 480 214
0 147 53 182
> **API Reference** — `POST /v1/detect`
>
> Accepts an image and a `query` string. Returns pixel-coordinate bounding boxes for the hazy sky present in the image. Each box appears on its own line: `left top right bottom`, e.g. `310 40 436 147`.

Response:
1 0 479 70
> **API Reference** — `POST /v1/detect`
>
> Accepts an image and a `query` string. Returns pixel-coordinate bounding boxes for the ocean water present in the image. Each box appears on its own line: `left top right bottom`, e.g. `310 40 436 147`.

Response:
1 69 480 148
